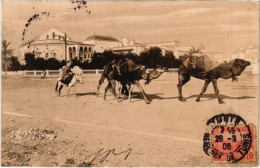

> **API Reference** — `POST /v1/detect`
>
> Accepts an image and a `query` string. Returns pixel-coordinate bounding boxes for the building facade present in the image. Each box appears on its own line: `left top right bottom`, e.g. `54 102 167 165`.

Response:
83 34 121 53
112 37 147 55
232 46 259 74
19 28 94 63
232 46 259 63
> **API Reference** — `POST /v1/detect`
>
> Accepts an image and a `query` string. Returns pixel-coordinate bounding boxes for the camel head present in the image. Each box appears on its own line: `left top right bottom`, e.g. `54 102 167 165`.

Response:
231 59 251 76
149 65 168 78
143 65 167 84
155 65 168 73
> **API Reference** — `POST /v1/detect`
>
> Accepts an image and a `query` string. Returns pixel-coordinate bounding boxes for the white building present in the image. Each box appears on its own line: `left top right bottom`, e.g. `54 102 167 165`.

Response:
19 28 94 62
83 34 121 53
148 42 194 58
173 46 193 58
112 37 147 55
232 46 258 62
232 46 259 74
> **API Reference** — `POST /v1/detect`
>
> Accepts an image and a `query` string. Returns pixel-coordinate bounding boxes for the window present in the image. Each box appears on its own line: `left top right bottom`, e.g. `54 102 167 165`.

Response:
53 32 55 39
84 54 86 59
46 35 49 39
45 53 49 59
53 53 57 58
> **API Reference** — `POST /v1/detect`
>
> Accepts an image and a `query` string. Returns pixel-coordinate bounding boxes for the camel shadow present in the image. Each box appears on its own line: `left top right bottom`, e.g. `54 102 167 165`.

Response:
130 92 178 102
76 92 97 97
186 94 255 101
60 92 96 97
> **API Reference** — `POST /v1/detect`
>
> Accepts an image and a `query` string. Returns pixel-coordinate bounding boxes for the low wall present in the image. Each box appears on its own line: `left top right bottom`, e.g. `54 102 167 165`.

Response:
2 67 256 78
1 69 179 77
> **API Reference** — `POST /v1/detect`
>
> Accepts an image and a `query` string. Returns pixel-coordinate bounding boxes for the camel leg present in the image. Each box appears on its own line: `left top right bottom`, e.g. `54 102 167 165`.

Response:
123 84 129 99
135 81 150 104
122 83 129 97
128 84 135 103
177 70 190 102
117 81 122 99
196 80 211 102
212 79 224 104
55 81 59 92
96 74 105 96
110 80 121 102
103 82 111 100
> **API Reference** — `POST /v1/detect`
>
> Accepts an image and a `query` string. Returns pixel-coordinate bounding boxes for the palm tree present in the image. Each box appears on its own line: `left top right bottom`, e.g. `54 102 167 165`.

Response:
188 46 203 55
2 40 14 71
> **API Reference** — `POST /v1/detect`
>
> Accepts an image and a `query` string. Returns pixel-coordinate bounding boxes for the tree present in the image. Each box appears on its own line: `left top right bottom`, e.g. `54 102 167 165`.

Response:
138 51 150 66
163 53 182 68
2 40 14 71
188 46 203 55
102 50 116 65
148 47 163 67
24 53 36 70
8 56 21 71
46 58 60 70
35 57 46 70
137 47 163 68
88 52 104 69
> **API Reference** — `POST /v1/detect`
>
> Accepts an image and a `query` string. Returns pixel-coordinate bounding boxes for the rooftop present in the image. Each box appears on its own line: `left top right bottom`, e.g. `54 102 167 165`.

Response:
85 35 120 42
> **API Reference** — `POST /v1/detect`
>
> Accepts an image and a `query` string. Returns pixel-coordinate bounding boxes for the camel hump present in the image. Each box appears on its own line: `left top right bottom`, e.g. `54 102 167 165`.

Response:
183 57 190 69
126 59 143 73
185 55 219 72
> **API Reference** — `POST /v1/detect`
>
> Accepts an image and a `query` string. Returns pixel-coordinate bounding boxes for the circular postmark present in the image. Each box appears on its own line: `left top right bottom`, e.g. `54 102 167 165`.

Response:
203 114 252 163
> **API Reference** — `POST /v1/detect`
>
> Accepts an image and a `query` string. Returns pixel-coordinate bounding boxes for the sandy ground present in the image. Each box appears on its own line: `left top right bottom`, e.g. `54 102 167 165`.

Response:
1 72 258 167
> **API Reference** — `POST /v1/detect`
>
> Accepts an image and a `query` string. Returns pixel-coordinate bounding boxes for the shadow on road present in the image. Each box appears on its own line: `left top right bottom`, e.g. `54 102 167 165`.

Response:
186 94 255 101
76 92 97 97
130 92 178 102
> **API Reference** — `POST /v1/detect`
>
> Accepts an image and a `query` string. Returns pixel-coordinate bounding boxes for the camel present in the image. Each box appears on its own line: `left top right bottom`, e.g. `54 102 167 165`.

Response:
125 65 167 104
177 57 251 104
96 60 129 98
103 59 167 104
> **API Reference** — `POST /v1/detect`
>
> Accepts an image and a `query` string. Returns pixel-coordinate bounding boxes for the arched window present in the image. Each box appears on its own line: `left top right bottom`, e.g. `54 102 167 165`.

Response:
46 35 49 39
53 32 55 39
89 47 92 51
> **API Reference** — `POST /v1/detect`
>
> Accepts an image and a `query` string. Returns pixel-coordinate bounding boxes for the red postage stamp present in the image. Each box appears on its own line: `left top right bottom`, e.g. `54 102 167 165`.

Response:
203 114 256 163
212 125 255 162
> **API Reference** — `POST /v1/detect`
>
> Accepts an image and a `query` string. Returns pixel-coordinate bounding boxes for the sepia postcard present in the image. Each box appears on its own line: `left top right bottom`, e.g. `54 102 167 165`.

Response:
1 0 259 167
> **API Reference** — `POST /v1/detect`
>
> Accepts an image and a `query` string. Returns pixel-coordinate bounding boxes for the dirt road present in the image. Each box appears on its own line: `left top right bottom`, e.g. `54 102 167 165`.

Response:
1 72 258 166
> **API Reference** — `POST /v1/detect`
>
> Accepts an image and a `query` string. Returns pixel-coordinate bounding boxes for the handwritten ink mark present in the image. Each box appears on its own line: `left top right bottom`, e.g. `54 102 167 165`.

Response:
84 148 132 165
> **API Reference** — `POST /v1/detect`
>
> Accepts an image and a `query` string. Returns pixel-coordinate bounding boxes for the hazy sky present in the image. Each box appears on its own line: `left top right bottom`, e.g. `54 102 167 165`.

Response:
2 1 259 58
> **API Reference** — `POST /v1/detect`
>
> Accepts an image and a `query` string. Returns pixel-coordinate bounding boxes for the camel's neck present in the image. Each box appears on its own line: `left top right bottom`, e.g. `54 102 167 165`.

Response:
219 63 245 79
141 70 163 80
141 71 149 80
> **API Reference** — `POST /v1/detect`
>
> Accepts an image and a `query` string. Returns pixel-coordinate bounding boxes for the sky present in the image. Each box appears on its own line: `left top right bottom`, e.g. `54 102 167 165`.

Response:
1 0 259 58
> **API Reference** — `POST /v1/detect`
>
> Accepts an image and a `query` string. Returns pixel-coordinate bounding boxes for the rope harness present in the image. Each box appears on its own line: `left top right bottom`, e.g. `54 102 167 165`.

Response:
145 73 151 85
188 56 205 68
115 60 129 76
